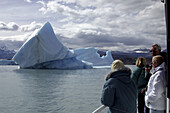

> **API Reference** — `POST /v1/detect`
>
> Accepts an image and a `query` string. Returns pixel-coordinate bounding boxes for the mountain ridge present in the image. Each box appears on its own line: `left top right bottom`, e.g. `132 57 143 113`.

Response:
0 46 16 59
0 46 152 65
97 48 152 65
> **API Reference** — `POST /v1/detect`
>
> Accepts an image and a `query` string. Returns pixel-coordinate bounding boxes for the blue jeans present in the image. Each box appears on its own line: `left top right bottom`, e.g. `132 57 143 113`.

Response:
150 109 164 113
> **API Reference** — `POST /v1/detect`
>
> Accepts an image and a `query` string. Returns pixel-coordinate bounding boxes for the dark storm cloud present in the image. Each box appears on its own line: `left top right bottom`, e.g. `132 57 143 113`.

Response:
57 32 153 50
0 0 167 51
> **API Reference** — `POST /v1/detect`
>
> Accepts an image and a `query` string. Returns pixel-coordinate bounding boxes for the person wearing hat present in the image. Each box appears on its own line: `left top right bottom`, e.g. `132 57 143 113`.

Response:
101 60 137 113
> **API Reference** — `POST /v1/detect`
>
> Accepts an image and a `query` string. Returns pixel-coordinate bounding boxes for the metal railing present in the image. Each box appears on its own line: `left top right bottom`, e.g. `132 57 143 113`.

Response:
92 105 106 113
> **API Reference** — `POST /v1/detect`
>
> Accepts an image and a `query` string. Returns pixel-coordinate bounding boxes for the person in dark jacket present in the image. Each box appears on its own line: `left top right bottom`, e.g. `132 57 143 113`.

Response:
131 57 150 113
101 60 137 113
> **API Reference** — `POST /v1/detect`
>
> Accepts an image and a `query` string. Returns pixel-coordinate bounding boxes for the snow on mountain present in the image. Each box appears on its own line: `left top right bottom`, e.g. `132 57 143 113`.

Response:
133 48 150 53
0 46 16 59
0 46 8 51
0 46 16 54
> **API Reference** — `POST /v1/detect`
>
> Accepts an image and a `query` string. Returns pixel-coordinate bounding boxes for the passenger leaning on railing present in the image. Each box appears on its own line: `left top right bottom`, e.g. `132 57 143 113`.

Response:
101 60 137 113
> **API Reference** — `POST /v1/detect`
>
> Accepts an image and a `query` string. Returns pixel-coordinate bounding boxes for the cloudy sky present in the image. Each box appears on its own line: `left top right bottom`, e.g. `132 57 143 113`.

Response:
0 0 167 51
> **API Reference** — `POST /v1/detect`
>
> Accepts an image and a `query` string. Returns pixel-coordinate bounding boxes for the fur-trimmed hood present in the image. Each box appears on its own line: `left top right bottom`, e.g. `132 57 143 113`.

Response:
106 66 132 83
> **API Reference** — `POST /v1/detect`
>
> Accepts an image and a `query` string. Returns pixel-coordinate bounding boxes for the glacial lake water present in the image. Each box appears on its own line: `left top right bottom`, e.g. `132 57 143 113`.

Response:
0 65 135 113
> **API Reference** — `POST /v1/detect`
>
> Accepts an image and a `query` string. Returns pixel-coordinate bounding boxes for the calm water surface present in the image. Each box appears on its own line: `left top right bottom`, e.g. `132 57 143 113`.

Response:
0 65 135 113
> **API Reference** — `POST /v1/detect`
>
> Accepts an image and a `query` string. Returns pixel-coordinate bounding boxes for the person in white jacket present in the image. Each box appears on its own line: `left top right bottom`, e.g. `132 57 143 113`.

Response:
145 55 166 113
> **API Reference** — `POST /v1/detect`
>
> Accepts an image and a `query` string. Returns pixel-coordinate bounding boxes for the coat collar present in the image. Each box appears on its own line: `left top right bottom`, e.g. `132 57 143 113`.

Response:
153 62 165 74
106 66 131 81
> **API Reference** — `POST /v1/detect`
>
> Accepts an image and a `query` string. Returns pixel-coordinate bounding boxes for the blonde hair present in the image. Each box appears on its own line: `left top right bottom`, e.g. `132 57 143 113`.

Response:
152 55 164 66
136 57 146 67
111 60 125 72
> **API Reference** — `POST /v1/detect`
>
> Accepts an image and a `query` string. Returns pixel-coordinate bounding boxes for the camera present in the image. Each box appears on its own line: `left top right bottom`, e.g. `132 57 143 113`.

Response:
145 64 152 69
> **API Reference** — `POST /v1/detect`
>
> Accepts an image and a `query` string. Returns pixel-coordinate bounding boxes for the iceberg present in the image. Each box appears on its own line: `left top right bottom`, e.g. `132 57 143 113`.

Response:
12 22 114 69
12 22 92 69
72 48 113 66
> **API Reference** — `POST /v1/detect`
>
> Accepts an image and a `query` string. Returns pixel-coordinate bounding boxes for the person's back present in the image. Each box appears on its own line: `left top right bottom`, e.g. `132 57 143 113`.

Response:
131 57 150 113
101 60 137 113
131 67 147 92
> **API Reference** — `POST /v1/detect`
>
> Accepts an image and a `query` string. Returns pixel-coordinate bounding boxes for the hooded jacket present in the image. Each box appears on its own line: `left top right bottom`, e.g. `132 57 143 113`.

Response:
101 67 137 113
131 67 148 94
145 62 166 110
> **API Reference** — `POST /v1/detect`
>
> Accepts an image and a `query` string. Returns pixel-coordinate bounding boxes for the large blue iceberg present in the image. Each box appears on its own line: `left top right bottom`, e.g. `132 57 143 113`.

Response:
12 22 113 69
12 22 92 69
